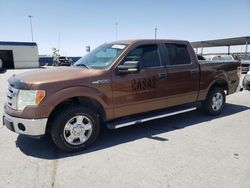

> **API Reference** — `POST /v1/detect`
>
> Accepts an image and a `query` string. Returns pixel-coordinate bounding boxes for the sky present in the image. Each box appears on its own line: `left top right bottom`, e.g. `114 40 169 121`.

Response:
0 0 250 56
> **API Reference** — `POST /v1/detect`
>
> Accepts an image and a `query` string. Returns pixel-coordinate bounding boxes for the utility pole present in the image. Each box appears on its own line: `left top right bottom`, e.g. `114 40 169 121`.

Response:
154 28 157 39
28 15 34 42
115 22 118 40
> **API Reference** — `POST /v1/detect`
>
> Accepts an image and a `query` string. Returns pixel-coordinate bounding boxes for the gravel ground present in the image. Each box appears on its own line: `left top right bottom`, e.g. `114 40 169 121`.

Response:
0 69 250 188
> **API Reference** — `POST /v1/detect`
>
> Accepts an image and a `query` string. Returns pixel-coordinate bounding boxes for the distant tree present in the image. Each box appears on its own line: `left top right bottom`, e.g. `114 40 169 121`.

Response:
52 48 60 57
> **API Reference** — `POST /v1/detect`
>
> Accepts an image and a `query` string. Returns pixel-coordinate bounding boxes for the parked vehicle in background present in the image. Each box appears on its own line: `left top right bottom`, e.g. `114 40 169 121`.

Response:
240 55 250 73
39 56 81 66
204 55 235 61
0 59 3 72
212 55 234 61
197 54 206 60
242 70 250 90
3 39 241 152
53 56 71 66
0 59 3 68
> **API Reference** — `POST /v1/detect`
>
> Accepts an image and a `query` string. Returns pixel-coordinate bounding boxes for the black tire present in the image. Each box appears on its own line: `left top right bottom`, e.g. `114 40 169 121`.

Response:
201 87 226 116
50 105 100 152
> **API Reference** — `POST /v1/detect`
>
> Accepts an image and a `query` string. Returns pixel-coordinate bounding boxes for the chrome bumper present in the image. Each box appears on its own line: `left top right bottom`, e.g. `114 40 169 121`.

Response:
3 111 48 136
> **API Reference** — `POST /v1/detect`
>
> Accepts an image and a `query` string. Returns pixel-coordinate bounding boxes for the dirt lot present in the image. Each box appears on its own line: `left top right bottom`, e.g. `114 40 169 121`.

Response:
0 69 250 188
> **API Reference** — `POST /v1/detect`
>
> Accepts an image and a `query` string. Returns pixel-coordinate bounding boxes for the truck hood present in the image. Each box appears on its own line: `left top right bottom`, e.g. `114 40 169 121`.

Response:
8 67 102 89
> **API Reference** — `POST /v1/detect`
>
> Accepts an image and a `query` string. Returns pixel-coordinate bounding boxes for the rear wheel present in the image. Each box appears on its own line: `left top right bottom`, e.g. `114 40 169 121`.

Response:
50 105 100 152
201 87 225 115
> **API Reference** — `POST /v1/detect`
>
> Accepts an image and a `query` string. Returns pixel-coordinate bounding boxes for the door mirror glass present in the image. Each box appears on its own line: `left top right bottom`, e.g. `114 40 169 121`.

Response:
116 61 140 74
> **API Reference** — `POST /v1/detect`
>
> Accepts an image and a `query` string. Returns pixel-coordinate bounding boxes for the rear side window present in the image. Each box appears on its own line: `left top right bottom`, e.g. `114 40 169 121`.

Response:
164 44 191 65
124 45 161 69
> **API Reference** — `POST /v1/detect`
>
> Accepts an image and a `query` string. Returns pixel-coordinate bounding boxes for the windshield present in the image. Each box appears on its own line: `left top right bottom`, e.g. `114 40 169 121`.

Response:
73 43 127 69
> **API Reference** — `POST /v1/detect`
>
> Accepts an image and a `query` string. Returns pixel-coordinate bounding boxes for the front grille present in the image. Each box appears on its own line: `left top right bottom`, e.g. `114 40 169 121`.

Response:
6 84 18 110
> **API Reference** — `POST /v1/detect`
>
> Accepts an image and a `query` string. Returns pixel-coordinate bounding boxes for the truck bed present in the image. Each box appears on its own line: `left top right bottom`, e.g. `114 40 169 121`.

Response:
198 60 240 100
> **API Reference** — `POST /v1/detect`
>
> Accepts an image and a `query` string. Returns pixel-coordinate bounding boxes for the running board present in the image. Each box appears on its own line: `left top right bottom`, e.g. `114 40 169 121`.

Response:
107 107 197 129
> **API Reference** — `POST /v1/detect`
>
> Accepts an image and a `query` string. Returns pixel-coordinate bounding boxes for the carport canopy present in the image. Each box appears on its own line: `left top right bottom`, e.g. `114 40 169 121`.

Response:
191 36 250 55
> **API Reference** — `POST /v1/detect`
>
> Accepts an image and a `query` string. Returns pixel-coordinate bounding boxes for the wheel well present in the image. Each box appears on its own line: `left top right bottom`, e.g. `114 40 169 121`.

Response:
46 96 106 132
209 79 228 95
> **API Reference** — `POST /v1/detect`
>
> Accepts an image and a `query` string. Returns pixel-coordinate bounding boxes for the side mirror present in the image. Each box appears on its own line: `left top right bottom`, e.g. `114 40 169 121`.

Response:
116 61 140 74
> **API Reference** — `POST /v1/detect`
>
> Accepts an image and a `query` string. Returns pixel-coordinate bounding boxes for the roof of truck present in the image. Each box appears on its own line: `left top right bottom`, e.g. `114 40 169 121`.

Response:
112 39 189 45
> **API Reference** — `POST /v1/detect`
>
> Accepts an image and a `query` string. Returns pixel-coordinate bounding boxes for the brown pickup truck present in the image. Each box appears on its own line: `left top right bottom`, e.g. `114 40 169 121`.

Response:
3 39 241 152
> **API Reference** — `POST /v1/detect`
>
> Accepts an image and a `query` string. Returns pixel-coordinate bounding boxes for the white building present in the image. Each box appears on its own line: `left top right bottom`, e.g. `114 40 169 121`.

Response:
0 41 39 69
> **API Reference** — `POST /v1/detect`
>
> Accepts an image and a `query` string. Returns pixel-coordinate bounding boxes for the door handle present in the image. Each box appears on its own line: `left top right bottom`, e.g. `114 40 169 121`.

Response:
158 73 167 80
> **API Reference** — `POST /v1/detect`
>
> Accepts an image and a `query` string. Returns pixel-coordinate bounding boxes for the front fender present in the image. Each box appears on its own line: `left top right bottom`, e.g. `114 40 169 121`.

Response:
42 86 111 111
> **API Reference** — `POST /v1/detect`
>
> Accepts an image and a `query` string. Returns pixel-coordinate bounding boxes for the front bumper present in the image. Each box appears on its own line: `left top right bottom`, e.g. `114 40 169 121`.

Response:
3 111 48 137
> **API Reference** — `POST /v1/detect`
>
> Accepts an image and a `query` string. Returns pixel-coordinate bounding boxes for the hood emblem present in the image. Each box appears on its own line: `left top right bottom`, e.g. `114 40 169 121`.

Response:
92 79 111 84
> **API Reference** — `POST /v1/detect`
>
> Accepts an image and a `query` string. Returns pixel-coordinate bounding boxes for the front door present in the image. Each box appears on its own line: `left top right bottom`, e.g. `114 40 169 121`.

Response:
112 44 168 118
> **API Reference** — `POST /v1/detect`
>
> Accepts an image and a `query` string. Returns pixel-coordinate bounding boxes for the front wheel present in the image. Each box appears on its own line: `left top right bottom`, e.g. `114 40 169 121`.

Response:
201 87 225 115
50 105 100 152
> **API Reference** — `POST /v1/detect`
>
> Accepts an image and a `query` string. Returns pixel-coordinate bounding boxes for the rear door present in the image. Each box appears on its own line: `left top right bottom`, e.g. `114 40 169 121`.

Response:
162 43 199 107
112 44 168 118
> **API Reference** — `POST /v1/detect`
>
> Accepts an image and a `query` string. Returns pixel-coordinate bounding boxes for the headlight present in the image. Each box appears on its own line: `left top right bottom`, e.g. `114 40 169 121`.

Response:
17 90 45 111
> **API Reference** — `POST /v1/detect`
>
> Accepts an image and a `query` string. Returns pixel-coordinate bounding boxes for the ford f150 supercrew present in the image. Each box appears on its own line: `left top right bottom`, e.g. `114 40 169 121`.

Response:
3 39 241 152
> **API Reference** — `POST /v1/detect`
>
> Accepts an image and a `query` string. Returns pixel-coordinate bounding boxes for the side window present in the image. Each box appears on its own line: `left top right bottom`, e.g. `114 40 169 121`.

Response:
164 44 191 65
124 45 161 69
164 44 176 65
176 45 191 64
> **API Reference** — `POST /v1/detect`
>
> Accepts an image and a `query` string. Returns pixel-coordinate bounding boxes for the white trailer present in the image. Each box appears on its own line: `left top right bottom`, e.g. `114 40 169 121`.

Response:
0 41 39 69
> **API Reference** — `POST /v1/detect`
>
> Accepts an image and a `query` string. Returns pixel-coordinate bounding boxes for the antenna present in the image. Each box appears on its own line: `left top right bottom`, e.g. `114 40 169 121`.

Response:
154 28 157 39
58 32 60 52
